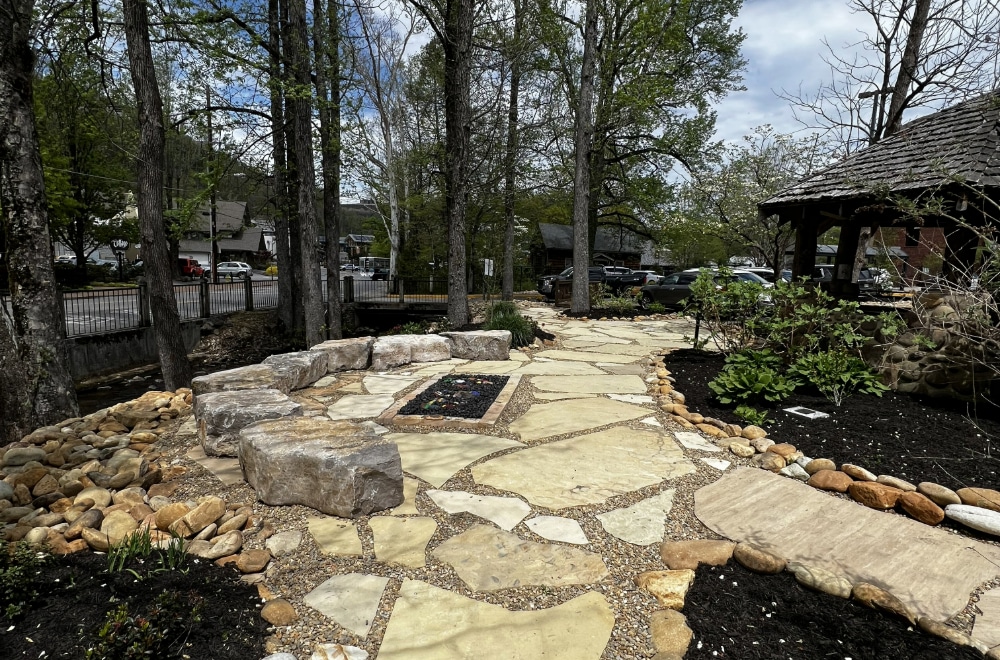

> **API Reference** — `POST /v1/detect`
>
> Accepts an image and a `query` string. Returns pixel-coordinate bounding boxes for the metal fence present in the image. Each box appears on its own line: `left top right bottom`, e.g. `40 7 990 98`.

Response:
1 275 447 338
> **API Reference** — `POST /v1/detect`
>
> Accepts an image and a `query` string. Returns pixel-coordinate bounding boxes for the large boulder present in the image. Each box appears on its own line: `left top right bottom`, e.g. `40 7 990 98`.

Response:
313 337 375 372
442 330 512 361
239 418 403 517
194 389 302 457
191 364 295 396
370 335 451 371
262 350 329 390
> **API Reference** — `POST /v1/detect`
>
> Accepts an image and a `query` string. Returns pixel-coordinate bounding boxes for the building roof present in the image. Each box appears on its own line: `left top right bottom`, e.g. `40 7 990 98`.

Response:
347 234 374 244
759 91 1000 213
190 201 246 233
179 228 262 254
539 223 646 254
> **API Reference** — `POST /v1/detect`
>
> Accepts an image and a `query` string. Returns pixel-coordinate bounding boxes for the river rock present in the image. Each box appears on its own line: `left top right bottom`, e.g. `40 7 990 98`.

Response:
917 482 961 507
261 598 298 626
239 417 403 517
635 569 695 610
804 458 836 474
195 389 302 457
788 562 852 598
898 491 945 525
753 452 785 472
957 487 1000 513
370 335 451 371
741 425 766 440
191 364 295 396
848 481 902 510
807 469 853 492
262 350 329 390
945 504 1000 536
659 539 735 570
749 437 774 453
649 609 693 658
840 463 877 481
3 447 47 467
169 496 226 537
852 582 917 624
442 330 512 361
876 475 916 492
732 542 785 574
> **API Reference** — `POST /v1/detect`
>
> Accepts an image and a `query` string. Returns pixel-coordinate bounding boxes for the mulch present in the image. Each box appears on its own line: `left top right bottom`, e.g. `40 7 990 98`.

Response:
2 550 267 659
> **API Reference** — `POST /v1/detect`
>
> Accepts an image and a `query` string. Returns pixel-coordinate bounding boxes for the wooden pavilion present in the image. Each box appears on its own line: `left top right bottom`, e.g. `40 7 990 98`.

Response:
758 90 1000 297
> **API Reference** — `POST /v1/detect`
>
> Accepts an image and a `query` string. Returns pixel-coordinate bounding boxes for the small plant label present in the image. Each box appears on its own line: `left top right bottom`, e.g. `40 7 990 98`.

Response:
783 406 830 420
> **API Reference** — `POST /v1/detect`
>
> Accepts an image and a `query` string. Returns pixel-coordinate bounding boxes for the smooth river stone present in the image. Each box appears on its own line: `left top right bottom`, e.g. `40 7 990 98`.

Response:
426 490 530 531
473 427 693 510
596 489 676 545
378 580 614 660
945 504 1000 536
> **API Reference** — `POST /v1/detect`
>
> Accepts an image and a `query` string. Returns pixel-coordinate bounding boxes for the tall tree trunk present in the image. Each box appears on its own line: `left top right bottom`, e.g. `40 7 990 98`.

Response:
267 0 294 330
570 0 597 314
501 0 522 302
122 0 192 390
441 0 473 326
314 0 342 339
885 0 931 138
0 0 79 442
288 0 324 346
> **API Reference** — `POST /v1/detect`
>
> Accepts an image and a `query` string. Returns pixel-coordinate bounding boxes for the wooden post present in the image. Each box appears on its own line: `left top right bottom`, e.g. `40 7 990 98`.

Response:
792 219 818 281
244 275 254 311
832 223 862 298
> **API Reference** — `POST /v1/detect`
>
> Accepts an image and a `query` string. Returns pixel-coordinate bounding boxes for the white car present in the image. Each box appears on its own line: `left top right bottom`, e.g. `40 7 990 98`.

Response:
212 261 253 278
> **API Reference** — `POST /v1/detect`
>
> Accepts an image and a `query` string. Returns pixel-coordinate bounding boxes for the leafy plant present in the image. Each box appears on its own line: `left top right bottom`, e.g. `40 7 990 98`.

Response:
686 268 768 353
85 590 204 660
483 305 536 347
788 350 889 406
0 540 50 620
646 301 667 314
734 405 769 427
708 361 798 406
108 528 154 575
484 301 519 323
722 348 784 372
601 294 637 315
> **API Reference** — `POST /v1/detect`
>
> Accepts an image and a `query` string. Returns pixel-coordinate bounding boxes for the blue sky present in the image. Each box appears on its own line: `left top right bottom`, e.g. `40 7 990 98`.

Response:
712 0 870 143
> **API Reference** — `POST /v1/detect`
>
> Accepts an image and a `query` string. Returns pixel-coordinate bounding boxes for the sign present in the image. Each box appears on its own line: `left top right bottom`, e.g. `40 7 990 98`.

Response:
110 238 129 253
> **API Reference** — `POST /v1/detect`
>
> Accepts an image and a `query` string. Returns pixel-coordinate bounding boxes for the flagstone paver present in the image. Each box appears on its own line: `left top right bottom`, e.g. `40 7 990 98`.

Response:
596 489 676 545
185 445 243 485
473 427 694 509
426 490 531 530
369 516 437 568
599 363 648 375
385 476 421 515
606 393 655 404
531 375 647 394
326 394 395 420
363 374 420 395
972 588 1000 647
513 361 606 376
452 360 520 375
525 516 590 545
531 349 637 364
507 398 650 442
701 458 731 471
640 416 663 427
308 517 362 556
673 431 723 453
695 468 1000 621
578 344 657 357
377 580 614 660
388 431 522 487
432 524 608 591
302 573 389 638
534 392 596 400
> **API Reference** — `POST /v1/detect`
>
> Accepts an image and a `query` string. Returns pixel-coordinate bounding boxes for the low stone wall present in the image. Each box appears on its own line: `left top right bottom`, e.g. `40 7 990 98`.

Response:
880 291 1000 400
66 321 202 381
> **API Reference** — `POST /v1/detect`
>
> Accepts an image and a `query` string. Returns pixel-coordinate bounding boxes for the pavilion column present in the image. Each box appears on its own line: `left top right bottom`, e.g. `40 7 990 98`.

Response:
792 219 817 281
941 221 981 284
832 222 862 298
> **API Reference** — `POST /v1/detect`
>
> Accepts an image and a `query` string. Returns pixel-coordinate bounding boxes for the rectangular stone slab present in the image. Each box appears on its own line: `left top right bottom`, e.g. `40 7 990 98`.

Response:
694 468 1000 622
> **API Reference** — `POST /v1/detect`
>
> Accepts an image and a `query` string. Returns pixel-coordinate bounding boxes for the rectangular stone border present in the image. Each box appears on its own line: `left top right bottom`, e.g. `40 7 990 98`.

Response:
377 374 522 429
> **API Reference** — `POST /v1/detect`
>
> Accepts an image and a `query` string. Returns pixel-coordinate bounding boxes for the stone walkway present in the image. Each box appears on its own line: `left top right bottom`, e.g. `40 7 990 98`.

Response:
178 305 1000 659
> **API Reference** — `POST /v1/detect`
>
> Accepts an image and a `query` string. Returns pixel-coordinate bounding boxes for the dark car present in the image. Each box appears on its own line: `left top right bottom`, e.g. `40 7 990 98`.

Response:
537 266 605 300
371 267 389 281
638 269 771 309
812 265 886 298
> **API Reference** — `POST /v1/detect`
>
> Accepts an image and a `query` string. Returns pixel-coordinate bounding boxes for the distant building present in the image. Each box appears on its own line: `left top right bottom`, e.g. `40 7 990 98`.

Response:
534 223 669 273
345 234 374 259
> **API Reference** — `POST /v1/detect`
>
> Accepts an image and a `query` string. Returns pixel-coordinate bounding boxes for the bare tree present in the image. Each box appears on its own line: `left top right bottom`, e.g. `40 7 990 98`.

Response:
783 0 1000 156
570 0 597 314
122 0 193 391
0 0 79 441
408 0 473 326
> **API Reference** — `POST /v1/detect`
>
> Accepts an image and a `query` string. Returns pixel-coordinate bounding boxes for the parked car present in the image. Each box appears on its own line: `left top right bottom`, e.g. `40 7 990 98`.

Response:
536 266 608 300
340 264 359 271
371 267 389 281
631 270 663 285
177 258 204 280
638 269 771 309
812 264 887 298
211 261 253 278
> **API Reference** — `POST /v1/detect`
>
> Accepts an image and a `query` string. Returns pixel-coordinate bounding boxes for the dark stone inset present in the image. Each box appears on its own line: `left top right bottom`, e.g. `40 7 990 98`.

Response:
399 374 510 419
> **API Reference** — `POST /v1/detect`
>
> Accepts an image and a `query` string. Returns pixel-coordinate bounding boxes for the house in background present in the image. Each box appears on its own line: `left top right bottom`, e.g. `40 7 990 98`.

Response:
759 90 1000 297
345 234 374 260
177 201 252 268
533 223 669 273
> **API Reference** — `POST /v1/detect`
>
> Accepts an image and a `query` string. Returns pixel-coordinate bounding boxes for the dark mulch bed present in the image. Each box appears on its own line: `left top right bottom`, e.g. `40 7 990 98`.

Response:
398 374 510 418
664 348 1000 491
2 550 266 659
684 562 982 660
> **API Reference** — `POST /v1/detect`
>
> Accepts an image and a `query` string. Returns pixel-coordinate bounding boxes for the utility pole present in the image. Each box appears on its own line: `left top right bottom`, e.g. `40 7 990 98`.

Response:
207 85 219 284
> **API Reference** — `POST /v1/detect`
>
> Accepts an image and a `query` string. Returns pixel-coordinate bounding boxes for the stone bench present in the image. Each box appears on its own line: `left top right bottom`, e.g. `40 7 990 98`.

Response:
194 389 301 457
442 330 512 361
239 417 403 518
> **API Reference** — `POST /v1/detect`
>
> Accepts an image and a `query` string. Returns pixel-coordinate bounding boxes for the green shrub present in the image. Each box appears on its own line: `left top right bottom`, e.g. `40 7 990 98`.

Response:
708 362 798 406
85 590 204 660
1 540 50 620
484 311 536 348
788 350 888 406
734 405 769 427
601 294 636 316
686 268 767 353
484 301 519 323
646 302 666 314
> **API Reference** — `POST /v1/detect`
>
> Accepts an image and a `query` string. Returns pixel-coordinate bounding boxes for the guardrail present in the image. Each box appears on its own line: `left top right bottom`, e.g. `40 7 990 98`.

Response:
0 275 448 338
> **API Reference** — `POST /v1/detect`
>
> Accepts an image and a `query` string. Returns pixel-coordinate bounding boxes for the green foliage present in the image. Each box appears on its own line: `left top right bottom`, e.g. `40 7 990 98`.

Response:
734 405 769 427
483 302 536 348
85 591 204 660
788 350 888 407
686 268 766 353
0 540 50 620
646 301 667 314
107 528 188 579
708 353 799 406
601 293 637 316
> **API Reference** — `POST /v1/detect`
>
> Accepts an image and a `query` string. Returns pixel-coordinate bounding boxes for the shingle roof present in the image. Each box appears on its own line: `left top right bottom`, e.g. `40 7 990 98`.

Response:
347 234 374 243
190 201 246 233
539 223 646 253
760 91 1000 212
